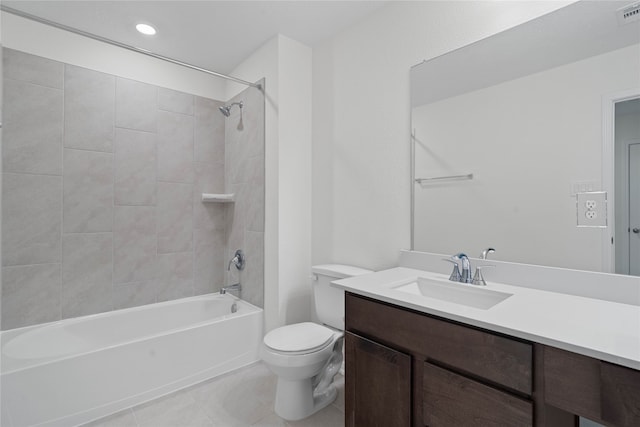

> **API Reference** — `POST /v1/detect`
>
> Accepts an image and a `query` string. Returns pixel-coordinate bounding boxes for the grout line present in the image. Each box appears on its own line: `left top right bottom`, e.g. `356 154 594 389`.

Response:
1 261 62 269
59 64 66 323
110 84 116 315
3 75 63 91
2 170 62 178
114 125 156 135
157 106 195 117
129 407 140 427
60 145 113 154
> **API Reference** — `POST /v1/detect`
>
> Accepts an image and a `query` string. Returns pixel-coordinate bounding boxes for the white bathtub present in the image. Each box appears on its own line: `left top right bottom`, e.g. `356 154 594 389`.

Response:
0 293 263 427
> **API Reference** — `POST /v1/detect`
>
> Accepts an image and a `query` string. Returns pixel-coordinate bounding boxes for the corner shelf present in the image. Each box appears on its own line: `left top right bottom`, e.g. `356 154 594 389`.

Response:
201 193 235 203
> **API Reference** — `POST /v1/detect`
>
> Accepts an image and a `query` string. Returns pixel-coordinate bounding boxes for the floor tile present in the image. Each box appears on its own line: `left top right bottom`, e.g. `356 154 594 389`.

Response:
82 362 345 427
251 412 289 426
286 404 345 427
133 389 203 426
189 367 273 426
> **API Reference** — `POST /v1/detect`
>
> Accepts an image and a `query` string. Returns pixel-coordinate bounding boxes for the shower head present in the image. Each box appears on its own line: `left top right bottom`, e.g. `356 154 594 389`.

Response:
218 101 243 117
219 105 231 117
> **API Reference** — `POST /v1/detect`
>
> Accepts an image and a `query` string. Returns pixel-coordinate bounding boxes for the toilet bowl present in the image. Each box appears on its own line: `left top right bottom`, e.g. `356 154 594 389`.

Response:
261 265 372 421
261 322 343 421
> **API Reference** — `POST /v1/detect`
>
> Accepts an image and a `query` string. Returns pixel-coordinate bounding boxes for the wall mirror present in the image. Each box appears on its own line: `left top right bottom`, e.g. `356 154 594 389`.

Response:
410 0 640 274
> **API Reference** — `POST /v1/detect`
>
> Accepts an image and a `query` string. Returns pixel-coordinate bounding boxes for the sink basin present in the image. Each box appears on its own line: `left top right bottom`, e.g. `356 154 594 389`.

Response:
394 277 512 310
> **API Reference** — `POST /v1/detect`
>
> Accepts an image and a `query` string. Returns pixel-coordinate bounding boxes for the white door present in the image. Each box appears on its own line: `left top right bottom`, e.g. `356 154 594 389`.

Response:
630 142 640 276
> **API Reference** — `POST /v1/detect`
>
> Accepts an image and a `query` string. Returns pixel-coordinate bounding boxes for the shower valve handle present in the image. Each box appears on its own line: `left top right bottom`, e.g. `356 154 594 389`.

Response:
228 250 245 271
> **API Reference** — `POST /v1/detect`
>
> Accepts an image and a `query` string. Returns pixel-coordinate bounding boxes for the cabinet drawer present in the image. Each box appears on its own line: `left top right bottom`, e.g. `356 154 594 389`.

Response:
346 293 533 395
423 362 533 427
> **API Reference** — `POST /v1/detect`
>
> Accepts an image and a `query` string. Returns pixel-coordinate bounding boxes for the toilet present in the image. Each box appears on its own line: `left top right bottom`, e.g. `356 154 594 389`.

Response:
260 264 372 421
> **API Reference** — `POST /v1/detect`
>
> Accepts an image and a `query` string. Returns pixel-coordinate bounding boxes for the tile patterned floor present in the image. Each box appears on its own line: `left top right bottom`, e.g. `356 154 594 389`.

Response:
82 363 345 427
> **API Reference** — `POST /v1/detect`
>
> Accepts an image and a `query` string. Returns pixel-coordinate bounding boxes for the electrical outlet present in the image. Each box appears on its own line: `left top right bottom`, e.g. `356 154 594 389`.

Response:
577 192 607 227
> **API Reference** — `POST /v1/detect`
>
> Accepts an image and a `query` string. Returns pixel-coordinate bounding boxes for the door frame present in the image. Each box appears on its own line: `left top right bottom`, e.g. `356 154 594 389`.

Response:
601 89 640 273
620 140 640 274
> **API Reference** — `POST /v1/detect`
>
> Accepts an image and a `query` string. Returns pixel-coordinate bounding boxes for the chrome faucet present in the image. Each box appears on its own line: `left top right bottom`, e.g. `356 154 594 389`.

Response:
220 283 241 296
443 253 473 284
445 250 497 286
454 253 473 283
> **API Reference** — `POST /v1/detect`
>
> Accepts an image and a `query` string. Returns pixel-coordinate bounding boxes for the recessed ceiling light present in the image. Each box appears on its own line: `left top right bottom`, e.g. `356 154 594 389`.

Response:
136 23 157 36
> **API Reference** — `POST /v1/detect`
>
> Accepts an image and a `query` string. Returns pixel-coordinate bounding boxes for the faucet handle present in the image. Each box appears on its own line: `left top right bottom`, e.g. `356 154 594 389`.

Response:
442 258 462 282
472 264 495 286
228 249 245 271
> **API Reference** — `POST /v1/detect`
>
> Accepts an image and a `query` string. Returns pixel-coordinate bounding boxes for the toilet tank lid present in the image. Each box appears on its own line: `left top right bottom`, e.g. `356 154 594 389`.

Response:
311 264 373 279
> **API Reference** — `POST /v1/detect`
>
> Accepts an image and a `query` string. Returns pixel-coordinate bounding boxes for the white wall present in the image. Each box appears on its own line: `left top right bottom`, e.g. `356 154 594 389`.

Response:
1 12 227 99
229 35 312 331
312 1 573 271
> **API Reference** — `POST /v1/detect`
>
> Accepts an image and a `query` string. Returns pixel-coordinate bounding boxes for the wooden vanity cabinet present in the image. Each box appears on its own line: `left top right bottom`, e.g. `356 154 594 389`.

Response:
345 292 640 426
345 292 539 427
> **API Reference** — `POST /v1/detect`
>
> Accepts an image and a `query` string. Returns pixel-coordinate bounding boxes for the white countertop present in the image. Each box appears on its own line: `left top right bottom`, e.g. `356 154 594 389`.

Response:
333 266 640 370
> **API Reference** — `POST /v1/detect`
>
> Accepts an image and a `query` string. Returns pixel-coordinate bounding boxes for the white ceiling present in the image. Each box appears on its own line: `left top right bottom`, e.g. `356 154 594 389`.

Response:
2 1 388 74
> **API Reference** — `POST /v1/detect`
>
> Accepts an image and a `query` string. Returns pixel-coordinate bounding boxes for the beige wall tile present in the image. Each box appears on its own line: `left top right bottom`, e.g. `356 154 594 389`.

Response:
3 79 63 175
2 173 62 266
2 264 61 329
63 149 113 233
115 128 157 206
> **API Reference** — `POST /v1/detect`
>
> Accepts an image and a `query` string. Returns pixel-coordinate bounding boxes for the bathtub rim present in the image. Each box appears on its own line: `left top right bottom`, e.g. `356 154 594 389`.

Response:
1 292 262 374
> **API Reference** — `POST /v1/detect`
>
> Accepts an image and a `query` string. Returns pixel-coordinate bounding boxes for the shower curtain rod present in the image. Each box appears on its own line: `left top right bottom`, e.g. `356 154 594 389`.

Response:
1 5 263 91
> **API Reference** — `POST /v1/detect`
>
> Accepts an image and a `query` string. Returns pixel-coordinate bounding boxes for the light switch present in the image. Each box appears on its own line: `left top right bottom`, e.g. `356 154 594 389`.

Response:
576 192 607 227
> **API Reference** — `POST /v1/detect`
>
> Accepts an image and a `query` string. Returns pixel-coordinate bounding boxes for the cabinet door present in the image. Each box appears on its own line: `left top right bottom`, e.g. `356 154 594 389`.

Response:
601 362 640 427
423 363 533 427
543 346 601 421
345 332 411 427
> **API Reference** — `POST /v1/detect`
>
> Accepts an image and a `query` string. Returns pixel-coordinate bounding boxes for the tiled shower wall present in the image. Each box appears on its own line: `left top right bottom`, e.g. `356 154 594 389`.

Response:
1 48 265 330
224 82 265 308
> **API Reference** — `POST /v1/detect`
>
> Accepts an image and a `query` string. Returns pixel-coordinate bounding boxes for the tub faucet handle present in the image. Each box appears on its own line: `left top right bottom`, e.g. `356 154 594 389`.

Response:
228 250 245 271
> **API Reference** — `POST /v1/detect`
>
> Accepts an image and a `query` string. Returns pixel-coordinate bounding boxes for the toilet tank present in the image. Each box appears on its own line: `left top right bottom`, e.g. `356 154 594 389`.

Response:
311 264 373 330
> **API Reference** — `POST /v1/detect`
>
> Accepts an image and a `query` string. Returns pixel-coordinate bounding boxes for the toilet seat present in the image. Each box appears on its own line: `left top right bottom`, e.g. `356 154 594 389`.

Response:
264 322 335 355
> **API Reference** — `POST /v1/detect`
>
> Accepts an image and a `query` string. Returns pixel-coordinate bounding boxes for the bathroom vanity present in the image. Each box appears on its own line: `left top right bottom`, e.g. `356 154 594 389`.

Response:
334 252 640 427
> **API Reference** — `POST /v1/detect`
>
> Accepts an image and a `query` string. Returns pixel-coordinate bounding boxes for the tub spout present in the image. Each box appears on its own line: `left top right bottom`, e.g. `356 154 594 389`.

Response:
221 283 241 296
